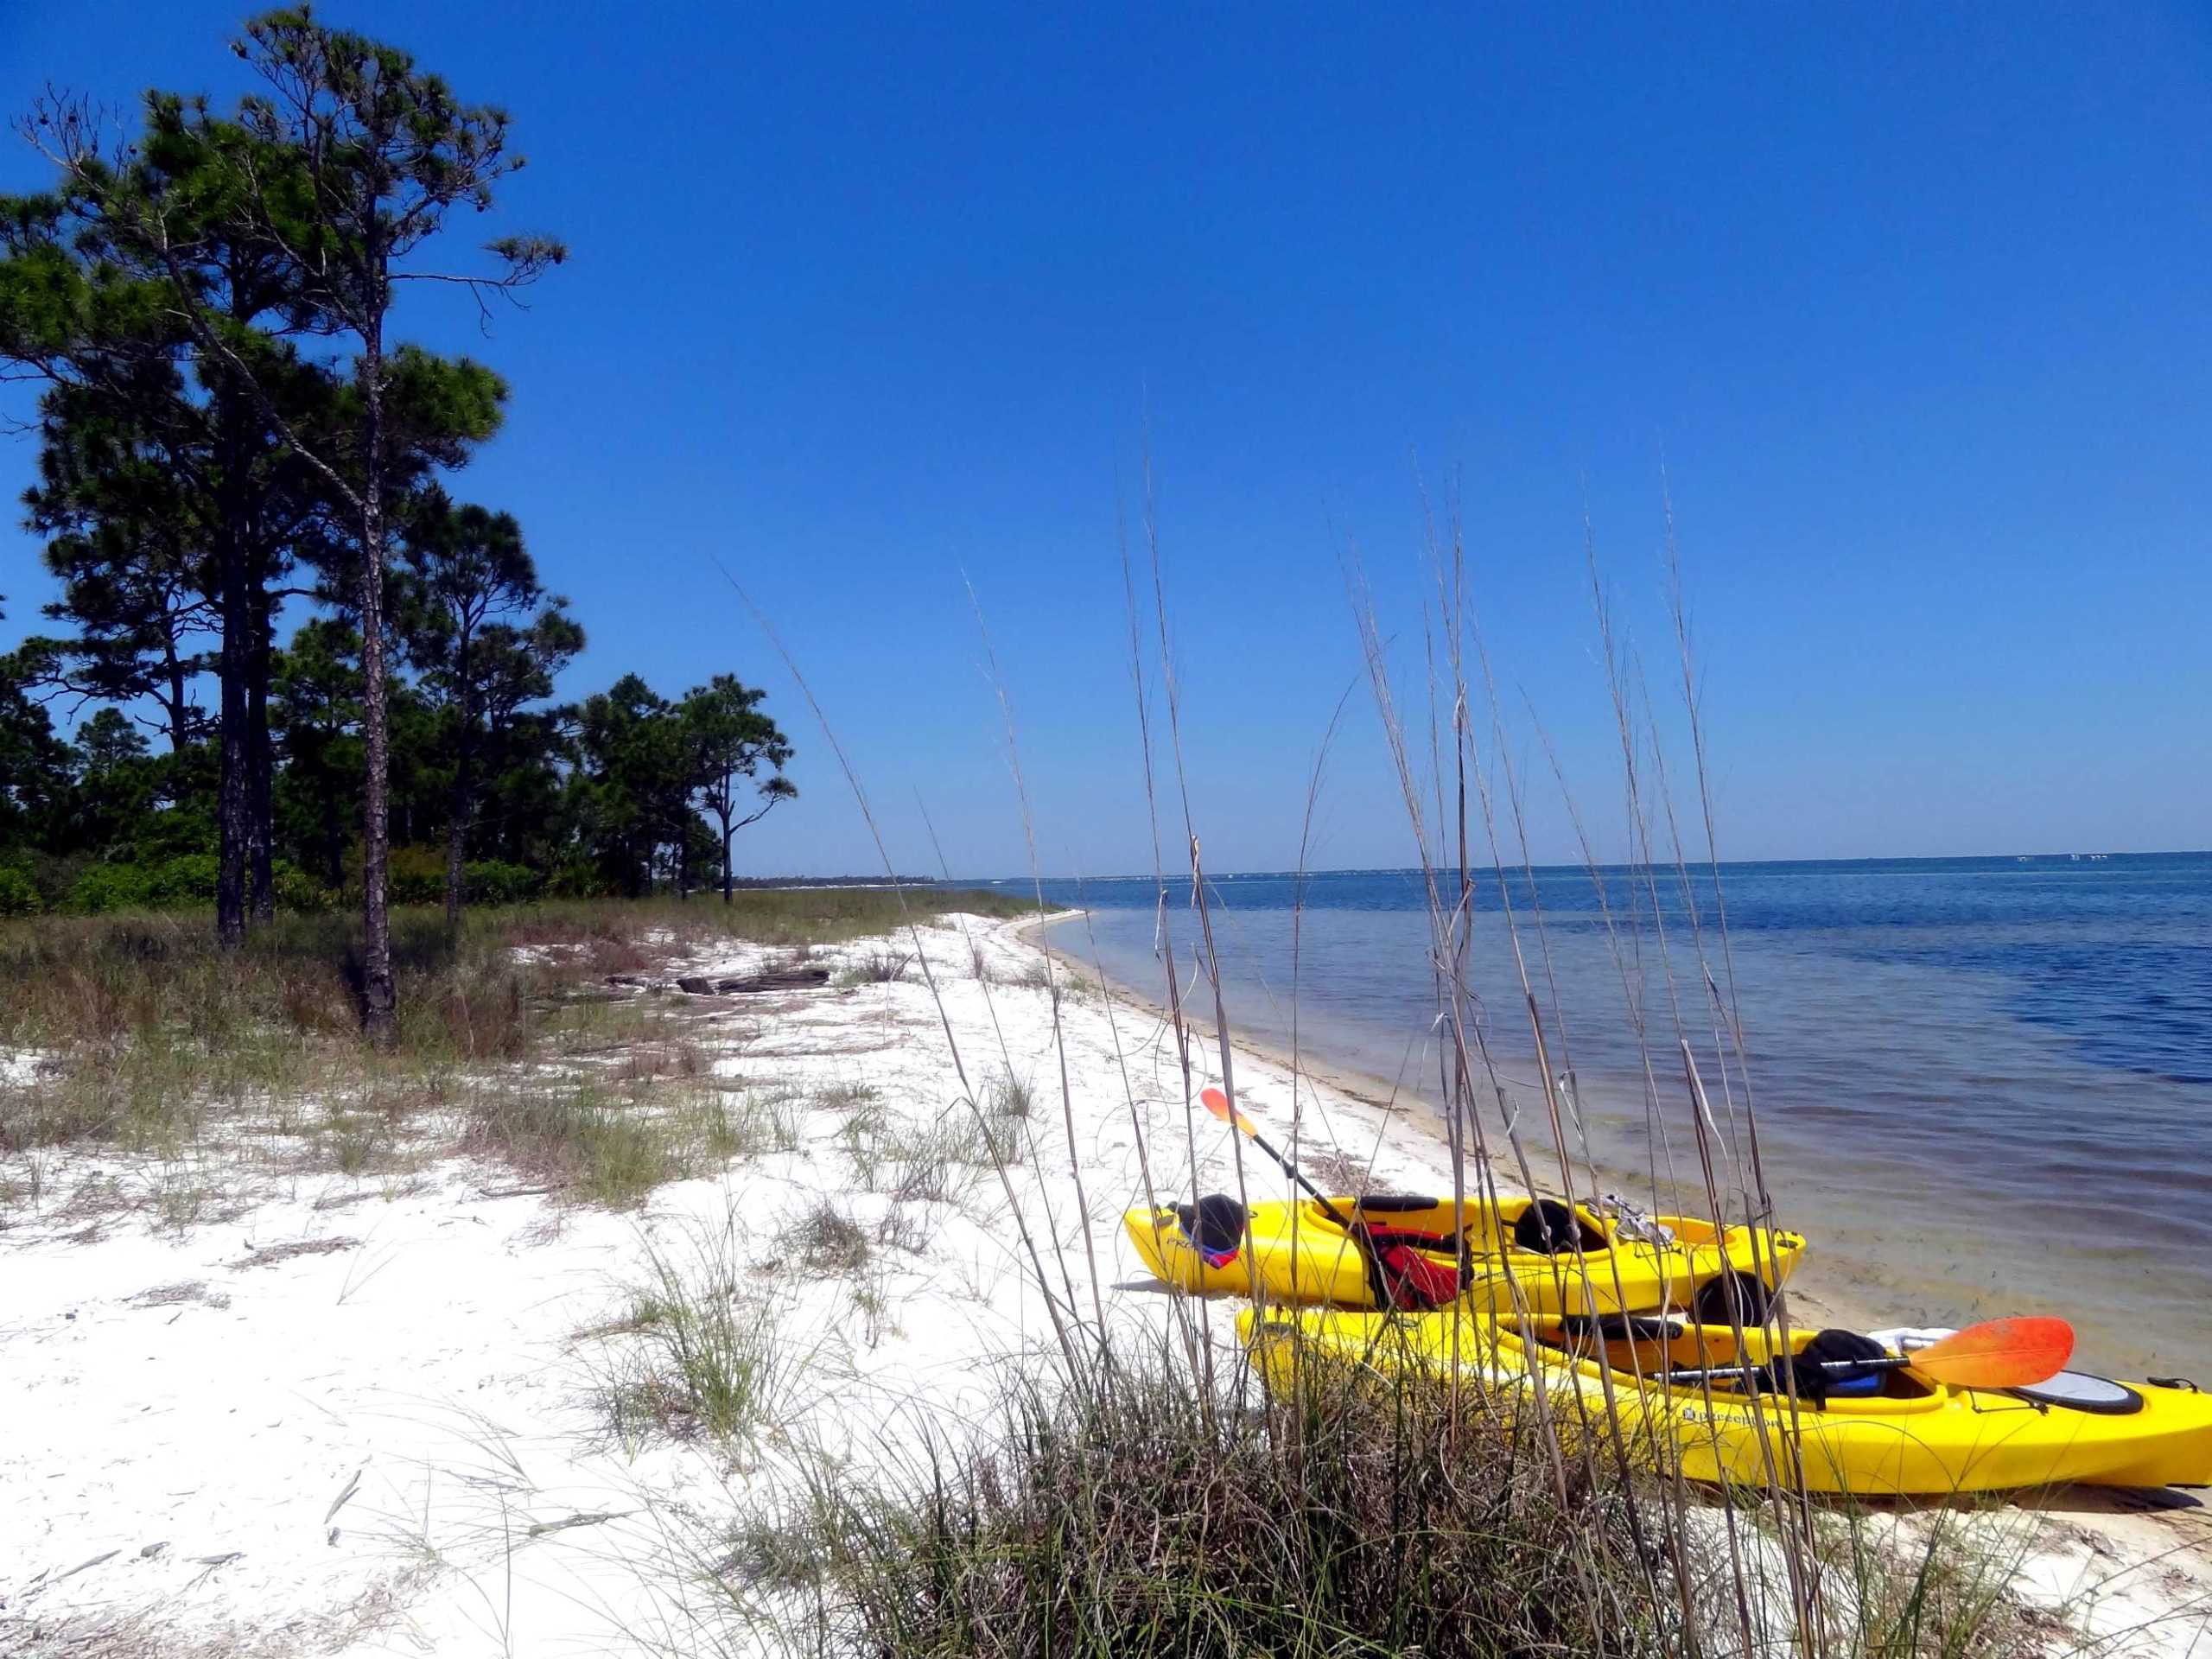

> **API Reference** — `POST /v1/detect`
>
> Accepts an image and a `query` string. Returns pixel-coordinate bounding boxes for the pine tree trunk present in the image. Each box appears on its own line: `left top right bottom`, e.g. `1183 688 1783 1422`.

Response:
721 822 733 904
358 253 397 1047
215 538 249 950
247 594 275 925
445 672 472 927
213 379 250 950
444 801 467 925
213 280 257 944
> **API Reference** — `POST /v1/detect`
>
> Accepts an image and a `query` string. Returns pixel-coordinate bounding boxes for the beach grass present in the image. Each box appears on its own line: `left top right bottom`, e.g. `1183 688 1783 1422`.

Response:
461 1079 680 1208
703 1345 2047 1659
798 1357 1676 1657
835 946 917 985
598 1218 791 1448
0 887 1044 1169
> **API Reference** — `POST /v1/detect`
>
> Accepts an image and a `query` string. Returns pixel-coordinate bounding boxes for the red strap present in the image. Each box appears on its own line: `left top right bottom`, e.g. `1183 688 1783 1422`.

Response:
1378 1243 1468 1308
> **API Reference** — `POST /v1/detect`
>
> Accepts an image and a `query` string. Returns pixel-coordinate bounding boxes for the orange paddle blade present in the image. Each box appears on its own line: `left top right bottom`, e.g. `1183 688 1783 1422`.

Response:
1907 1317 2074 1389
1199 1085 1257 1137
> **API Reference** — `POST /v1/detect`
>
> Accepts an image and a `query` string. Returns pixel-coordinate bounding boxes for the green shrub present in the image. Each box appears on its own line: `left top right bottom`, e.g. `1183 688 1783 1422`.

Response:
0 866 42 918
123 805 214 864
273 862 338 913
463 859 543 906
548 859 611 899
382 843 450 906
365 847 543 908
14 850 86 911
140 853 219 907
69 855 226 914
69 862 151 913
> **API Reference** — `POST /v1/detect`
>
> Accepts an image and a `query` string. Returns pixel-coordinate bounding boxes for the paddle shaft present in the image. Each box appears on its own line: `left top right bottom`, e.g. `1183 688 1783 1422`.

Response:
1663 1353 1917 1389
1235 1120 1359 1233
1656 1314 2072 1391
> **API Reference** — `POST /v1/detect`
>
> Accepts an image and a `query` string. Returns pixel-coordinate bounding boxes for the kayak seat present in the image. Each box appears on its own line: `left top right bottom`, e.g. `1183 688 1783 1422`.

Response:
1512 1198 1608 1255
1172 1194 1249 1259
1350 1193 1443 1215
1751 1328 1891 1406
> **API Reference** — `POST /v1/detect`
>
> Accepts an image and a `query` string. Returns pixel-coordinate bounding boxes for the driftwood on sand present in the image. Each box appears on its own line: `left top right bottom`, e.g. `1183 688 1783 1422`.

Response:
607 966 834 996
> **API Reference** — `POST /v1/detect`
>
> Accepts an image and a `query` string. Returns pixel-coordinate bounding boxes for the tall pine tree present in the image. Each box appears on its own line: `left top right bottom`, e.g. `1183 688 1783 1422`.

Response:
31 13 561 1039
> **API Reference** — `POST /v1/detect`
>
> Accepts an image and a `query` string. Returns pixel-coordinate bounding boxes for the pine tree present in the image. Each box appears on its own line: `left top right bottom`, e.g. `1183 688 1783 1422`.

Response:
29 12 561 1040
3 96 346 942
0 603 76 855
681 676 797 903
575 677 695 897
15 363 220 755
399 490 582 922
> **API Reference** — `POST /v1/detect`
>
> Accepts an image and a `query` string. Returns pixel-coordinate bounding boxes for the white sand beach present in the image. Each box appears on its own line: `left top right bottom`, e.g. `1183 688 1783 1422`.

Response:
3 911 2209 1656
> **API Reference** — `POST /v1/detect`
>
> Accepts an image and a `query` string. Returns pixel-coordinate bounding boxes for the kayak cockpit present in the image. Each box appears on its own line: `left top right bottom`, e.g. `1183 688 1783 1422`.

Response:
1522 1316 1947 1414
1295 1194 1613 1257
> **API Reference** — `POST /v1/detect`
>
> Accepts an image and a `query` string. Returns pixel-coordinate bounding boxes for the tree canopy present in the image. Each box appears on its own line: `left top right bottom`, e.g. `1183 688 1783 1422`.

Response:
0 10 798 960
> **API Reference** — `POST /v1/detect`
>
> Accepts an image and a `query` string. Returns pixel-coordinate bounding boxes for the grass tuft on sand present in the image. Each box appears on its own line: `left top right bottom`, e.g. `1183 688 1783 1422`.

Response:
701 1351 2047 1659
731 1357 1675 1657
599 1222 791 1448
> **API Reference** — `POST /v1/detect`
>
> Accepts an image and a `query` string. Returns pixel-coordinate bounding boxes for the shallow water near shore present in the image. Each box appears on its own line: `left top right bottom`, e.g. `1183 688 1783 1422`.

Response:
999 853 2212 1381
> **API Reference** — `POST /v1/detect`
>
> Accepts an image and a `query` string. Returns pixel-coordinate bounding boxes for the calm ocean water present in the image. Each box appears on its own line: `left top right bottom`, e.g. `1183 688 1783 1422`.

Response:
978 854 2212 1377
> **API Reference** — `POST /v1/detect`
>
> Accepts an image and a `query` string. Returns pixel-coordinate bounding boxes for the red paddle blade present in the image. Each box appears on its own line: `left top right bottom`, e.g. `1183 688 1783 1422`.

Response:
1909 1317 2075 1389
1199 1085 1256 1137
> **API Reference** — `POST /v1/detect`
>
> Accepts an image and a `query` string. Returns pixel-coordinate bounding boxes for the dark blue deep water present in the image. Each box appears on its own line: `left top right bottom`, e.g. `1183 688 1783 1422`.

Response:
976 854 2212 1375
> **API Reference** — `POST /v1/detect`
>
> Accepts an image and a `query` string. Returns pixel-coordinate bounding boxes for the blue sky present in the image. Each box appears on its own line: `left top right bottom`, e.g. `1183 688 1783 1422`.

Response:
3 3 2208 876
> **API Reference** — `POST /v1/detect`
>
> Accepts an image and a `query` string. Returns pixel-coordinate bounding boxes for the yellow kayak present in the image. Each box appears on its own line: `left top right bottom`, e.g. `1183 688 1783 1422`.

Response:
1123 1192 1804 1319
1242 1305 2212 1495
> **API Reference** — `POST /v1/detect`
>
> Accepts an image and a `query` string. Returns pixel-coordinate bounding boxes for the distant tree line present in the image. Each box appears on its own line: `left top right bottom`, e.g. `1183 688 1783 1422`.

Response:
721 875 935 890
0 10 793 1039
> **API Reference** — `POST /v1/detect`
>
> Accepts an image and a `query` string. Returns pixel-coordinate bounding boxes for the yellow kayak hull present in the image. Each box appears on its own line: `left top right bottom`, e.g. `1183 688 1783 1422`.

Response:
1242 1306 2212 1496
1123 1194 1803 1316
